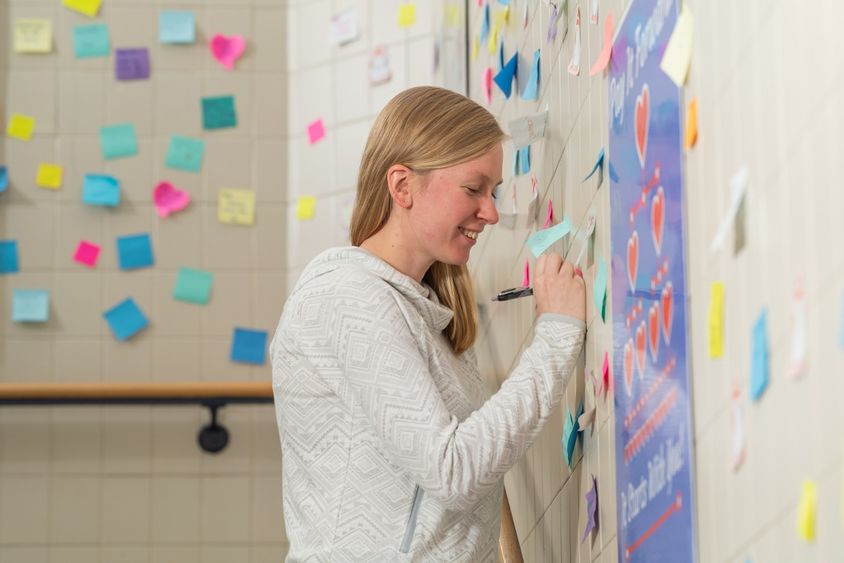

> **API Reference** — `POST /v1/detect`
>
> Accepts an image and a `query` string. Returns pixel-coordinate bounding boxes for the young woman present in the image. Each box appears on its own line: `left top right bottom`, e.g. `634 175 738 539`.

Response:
271 86 586 561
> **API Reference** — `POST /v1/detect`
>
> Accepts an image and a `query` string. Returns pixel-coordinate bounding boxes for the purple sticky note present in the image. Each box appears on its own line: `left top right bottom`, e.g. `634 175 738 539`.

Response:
582 475 599 542
115 48 150 80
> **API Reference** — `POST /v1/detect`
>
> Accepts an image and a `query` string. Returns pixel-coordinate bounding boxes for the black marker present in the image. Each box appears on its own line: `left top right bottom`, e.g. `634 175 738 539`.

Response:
491 286 534 302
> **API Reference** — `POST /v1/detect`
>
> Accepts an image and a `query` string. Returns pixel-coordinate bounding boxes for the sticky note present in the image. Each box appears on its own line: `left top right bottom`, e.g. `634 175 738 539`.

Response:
707 282 725 358
103 298 148 341
165 135 204 172
526 217 572 257
581 475 598 541
100 124 138 160
593 255 608 322
73 240 100 268
546 3 559 43
660 4 694 87
159 11 196 44
515 146 531 175
398 3 417 27
685 98 698 149
12 289 49 323
750 309 769 402
445 5 460 27
231 327 268 365
173 267 213 305
543 200 554 229
480 4 490 42
202 96 237 130
296 196 317 220
601 351 611 399
7 114 36 141
0 240 20 274
521 49 540 100
471 34 479 62
115 48 150 80
330 9 360 46
82 174 120 207
36 163 63 190
14 19 52 53
562 408 576 468
508 110 549 149
493 53 518 98
63 0 102 17
218 188 256 225
589 11 613 76
116 233 154 271
710 165 749 251
307 119 325 144
797 481 817 542
583 148 605 182
568 7 582 75
522 258 530 288
482 68 493 105
73 24 110 58
0 166 7 193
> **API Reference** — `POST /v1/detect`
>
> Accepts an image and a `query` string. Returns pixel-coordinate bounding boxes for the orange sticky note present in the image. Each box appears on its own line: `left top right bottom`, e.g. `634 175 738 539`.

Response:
7 113 36 141
398 3 416 27
589 12 613 76
685 98 698 149
36 163 63 190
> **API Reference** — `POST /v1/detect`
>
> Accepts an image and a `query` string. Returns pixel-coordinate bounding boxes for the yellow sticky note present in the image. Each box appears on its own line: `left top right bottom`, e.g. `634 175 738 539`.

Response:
62 0 102 18
660 4 694 87
685 97 698 149
218 188 255 226
398 3 417 27
707 281 724 358
445 4 460 28
797 481 817 542
36 163 63 190
487 27 499 54
471 34 479 62
7 113 36 141
14 19 53 54
296 196 317 220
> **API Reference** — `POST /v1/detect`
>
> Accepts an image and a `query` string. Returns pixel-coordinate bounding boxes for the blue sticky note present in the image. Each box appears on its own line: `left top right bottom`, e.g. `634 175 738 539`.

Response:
609 160 620 182
594 254 608 322
526 217 572 257
583 148 605 182
103 298 149 341
73 24 110 58
202 96 237 130
165 135 205 173
82 174 121 207
231 327 268 365
518 146 530 175
100 124 138 160
493 53 518 98
562 407 579 469
12 289 49 323
159 11 195 44
116 233 154 270
522 49 540 100
480 4 490 43
497 0 511 4
498 40 505 71
750 309 769 401
0 240 19 274
173 267 213 305
0 165 8 193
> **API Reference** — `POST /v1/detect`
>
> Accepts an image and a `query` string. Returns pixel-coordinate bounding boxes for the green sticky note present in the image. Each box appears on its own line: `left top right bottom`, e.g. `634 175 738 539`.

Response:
165 135 204 172
202 95 237 129
73 23 109 58
173 267 213 304
593 254 608 322
100 123 138 160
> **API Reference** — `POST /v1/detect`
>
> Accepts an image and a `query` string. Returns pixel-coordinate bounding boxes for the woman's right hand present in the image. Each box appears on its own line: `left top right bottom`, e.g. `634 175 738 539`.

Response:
533 253 586 321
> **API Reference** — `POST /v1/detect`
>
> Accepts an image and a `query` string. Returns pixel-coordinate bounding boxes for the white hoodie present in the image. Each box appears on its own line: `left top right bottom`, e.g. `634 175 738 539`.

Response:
270 247 585 562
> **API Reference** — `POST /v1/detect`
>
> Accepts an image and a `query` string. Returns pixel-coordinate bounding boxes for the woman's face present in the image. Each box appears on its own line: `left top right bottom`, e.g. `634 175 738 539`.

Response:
406 145 503 267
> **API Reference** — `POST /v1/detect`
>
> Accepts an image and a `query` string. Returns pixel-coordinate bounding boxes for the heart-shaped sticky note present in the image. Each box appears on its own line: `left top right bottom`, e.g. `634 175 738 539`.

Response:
210 34 246 71
153 181 191 218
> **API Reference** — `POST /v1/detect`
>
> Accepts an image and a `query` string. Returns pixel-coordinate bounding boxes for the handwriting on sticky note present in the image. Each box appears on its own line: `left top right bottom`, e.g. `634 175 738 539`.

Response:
74 24 110 58
218 188 256 225
165 135 204 172
508 110 548 150
115 48 150 80
14 19 52 53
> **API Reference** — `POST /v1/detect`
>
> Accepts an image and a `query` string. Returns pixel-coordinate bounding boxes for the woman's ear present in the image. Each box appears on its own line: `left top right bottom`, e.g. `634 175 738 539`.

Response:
386 164 413 209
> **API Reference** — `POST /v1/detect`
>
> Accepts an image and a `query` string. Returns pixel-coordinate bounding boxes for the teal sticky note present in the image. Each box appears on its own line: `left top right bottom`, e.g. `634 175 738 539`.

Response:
526 217 572 257
73 23 110 58
0 165 7 193
750 309 769 401
583 148 605 182
521 49 540 100
231 327 268 365
593 254 608 322
103 298 149 341
0 240 19 274
100 124 138 160
116 233 154 270
82 174 120 207
562 407 579 469
202 96 237 130
159 11 195 44
173 267 213 304
12 289 49 323
165 135 205 173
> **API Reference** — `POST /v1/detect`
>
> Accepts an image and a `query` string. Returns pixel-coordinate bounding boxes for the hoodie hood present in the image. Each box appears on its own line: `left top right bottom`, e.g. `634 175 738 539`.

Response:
292 246 455 332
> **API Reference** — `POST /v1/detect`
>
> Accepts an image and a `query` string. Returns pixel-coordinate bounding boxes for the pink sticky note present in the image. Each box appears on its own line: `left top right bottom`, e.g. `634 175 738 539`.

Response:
74 240 101 268
210 33 246 71
307 119 326 144
601 351 611 399
153 181 191 218
483 67 493 106
589 12 614 76
543 200 554 228
522 258 530 288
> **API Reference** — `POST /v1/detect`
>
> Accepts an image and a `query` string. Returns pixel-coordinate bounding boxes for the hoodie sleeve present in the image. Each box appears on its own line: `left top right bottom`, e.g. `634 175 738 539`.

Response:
278 270 585 511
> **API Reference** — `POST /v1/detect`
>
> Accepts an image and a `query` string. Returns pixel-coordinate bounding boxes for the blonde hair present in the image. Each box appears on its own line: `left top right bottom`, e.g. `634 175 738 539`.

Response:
350 86 505 354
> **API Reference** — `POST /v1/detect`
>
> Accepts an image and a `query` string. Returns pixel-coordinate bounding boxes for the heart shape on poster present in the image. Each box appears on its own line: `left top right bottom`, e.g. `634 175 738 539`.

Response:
661 281 674 345
648 302 660 363
635 84 650 169
627 231 639 293
623 339 634 396
635 321 646 378
652 186 665 255
210 34 246 71
153 181 191 218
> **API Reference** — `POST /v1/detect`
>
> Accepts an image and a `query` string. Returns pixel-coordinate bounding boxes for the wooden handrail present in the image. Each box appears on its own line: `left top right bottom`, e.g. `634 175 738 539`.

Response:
0 381 273 400
499 488 525 563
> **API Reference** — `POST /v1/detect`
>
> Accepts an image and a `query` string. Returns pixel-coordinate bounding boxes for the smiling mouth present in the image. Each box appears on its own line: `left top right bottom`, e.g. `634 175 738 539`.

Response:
459 227 479 240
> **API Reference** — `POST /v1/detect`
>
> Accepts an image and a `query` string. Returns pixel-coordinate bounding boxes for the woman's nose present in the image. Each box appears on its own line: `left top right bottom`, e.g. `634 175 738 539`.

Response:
479 194 499 225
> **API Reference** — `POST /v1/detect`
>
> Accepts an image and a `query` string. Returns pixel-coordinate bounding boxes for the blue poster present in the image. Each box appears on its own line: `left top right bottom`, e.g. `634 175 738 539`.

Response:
608 1 696 562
